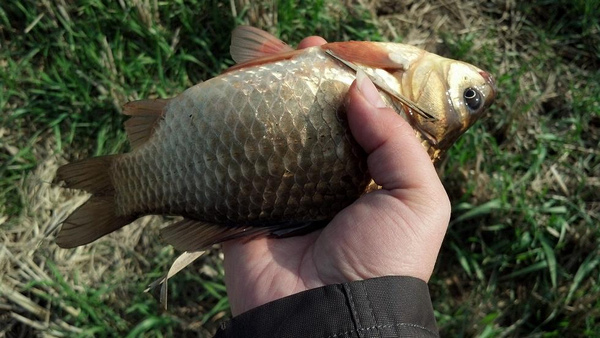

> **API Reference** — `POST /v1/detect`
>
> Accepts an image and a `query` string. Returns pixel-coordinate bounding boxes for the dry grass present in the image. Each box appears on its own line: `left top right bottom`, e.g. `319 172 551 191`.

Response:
1 0 599 336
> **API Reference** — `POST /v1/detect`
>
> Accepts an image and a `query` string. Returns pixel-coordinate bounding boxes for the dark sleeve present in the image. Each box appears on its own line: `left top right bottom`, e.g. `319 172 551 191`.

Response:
214 276 439 338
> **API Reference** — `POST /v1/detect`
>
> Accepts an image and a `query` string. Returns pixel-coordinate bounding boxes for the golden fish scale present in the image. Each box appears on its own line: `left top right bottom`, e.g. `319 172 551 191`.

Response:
111 50 372 225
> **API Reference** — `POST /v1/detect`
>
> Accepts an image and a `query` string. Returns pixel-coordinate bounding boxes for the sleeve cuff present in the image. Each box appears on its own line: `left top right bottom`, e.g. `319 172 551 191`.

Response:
214 276 439 337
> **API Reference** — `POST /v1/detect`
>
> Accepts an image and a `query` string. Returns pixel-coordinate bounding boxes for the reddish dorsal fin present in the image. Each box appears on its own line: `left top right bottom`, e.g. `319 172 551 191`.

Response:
321 41 405 70
230 25 294 64
123 98 169 149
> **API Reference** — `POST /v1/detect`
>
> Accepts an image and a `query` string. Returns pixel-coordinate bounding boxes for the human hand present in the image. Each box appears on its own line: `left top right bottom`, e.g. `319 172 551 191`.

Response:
221 36 451 316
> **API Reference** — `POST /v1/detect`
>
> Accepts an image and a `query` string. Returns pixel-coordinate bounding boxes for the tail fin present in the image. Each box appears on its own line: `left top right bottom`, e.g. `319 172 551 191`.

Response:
55 156 134 248
55 155 117 195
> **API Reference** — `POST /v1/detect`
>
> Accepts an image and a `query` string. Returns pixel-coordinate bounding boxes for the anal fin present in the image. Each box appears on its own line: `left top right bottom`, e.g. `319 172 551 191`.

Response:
123 98 169 149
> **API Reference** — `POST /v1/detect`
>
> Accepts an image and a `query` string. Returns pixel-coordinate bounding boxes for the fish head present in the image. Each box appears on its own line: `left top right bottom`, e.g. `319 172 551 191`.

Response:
399 55 496 159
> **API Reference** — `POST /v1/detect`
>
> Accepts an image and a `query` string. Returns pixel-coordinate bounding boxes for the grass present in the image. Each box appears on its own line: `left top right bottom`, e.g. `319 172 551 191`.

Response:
1 0 599 336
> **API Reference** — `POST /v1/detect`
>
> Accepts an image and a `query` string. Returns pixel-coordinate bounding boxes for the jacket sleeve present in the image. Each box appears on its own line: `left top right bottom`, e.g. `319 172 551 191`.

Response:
214 276 439 337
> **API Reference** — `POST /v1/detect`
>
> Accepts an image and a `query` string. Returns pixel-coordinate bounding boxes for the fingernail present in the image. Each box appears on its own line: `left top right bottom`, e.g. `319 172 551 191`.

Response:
356 69 387 108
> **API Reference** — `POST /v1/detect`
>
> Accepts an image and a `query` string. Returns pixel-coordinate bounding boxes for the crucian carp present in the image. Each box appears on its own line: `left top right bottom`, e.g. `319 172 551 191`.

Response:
55 26 496 252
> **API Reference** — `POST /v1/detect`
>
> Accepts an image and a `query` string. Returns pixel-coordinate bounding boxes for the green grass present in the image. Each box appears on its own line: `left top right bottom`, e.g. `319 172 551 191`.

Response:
2 0 599 336
434 2 600 335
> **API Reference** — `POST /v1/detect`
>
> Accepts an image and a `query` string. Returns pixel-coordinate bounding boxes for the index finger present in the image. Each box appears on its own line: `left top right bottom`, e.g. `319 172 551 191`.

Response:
297 36 327 49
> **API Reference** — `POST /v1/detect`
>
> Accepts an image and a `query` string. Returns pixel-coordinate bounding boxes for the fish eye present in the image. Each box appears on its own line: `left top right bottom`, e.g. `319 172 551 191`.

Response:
464 88 482 111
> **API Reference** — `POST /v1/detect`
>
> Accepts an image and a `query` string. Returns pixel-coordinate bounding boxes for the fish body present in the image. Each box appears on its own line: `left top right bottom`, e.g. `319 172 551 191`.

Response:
116 47 369 225
55 26 496 251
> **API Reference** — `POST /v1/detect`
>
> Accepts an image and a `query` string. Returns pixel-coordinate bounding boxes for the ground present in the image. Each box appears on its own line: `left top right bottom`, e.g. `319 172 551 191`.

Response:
1 0 599 336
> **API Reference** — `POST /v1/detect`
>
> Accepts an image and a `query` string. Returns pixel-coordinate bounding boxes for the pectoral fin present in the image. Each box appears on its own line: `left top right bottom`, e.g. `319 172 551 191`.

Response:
321 42 406 70
324 48 436 122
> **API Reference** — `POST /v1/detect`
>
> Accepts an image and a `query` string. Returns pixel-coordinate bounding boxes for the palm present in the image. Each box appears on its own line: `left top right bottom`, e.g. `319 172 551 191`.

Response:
222 71 450 315
223 185 447 315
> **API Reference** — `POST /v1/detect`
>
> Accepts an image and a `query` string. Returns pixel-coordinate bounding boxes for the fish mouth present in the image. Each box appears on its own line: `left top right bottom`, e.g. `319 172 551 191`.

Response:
479 70 497 104
480 71 496 88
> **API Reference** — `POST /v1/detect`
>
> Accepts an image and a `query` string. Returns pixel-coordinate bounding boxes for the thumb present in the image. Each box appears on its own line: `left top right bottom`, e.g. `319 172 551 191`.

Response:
346 70 443 193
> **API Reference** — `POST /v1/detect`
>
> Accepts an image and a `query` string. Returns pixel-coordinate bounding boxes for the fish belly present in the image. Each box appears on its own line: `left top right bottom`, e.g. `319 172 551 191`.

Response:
111 51 371 225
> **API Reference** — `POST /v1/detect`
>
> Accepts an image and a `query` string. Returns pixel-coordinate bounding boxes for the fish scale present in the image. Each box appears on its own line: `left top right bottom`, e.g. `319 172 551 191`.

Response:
111 50 370 226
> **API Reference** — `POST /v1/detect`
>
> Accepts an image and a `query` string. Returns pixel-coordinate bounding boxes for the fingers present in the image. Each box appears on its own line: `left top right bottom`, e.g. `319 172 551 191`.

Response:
297 36 327 49
345 71 443 192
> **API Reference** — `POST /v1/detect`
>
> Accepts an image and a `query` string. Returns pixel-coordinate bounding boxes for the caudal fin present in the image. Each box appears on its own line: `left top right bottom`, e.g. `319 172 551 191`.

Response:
55 155 134 248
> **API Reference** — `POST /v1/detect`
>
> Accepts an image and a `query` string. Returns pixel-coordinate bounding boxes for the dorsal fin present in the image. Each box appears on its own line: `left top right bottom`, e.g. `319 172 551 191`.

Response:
123 98 169 149
230 25 294 64
160 218 270 252
161 218 327 252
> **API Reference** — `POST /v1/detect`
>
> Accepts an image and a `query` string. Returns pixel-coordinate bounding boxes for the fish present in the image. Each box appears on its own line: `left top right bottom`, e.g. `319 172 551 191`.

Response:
55 26 496 252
